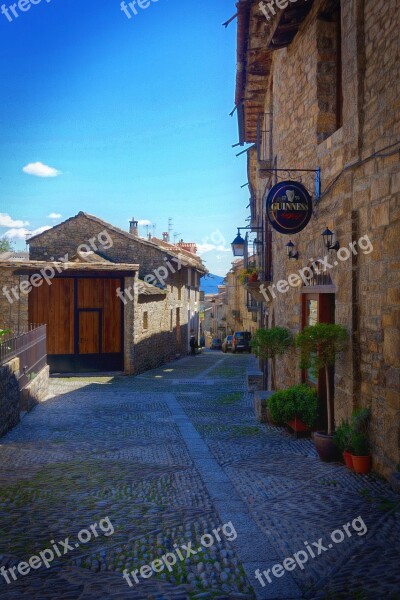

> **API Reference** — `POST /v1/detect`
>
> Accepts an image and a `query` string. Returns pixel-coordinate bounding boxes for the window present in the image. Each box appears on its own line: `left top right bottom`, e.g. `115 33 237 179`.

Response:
143 311 148 331
317 0 343 142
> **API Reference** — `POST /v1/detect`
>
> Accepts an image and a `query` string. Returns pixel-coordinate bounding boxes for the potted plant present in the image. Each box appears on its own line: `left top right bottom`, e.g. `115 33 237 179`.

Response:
333 421 354 469
267 384 318 433
267 389 287 426
238 264 260 284
296 323 349 462
251 327 293 390
350 408 372 474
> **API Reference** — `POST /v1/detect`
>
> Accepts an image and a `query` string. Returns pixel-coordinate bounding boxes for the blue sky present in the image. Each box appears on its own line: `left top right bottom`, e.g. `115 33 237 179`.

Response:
0 0 250 275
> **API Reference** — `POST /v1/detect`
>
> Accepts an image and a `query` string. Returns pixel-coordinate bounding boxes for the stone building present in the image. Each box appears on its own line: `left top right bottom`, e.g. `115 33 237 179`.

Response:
203 287 228 346
235 0 400 475
225 259 259 336
0 212 206 375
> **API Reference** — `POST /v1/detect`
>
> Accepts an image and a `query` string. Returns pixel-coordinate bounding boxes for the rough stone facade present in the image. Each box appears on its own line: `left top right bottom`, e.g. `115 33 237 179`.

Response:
0 270 29 331
20 365 50 411
237 0 400 476
0 357 20 437
226 259 259 336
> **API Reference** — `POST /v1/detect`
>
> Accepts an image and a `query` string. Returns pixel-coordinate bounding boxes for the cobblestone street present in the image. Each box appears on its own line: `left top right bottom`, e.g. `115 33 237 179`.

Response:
0 351 399 600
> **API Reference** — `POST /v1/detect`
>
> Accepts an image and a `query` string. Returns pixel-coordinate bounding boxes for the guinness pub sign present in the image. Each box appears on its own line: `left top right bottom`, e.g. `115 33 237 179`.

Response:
266 181 313 235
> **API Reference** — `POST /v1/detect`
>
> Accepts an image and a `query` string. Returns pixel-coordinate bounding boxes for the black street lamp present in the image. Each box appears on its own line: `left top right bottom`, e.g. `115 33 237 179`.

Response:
322 227 340 251
231 229 247 257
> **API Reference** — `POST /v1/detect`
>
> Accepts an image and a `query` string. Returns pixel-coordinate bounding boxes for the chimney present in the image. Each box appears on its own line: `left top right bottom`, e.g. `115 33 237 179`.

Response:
162 232 170 242
177 240 198 255
129 217 138 237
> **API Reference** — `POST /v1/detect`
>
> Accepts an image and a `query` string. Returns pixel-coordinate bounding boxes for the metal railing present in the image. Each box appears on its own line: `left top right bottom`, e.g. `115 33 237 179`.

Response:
0 325 47 389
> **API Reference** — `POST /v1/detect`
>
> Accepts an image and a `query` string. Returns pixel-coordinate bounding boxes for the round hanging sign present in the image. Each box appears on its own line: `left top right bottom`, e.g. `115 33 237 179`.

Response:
266 181 313 235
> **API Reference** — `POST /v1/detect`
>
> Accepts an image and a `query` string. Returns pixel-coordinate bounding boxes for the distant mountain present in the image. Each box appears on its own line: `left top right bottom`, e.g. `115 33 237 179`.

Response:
201 274 225 295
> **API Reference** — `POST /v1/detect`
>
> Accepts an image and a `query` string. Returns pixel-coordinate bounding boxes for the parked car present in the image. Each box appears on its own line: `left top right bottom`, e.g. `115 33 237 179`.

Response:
222 335 233 353
211 338 222 350
232 331 252 353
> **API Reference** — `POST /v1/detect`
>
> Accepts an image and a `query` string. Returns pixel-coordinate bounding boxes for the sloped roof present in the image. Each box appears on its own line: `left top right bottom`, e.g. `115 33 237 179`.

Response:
69 251 114 264
137 280 167 297
0 251 29 261
27 212 207 273
236 0 314 143
0 260 139 274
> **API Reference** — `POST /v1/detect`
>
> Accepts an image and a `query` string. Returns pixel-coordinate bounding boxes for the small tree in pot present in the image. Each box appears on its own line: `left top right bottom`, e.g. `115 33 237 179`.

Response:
251 327 293 390
295 323 349 462
350 408 372 474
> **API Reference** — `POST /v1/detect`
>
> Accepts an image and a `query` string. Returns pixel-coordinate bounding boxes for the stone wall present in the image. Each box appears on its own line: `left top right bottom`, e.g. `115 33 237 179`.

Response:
20 366 50 411
0 271 29 332
0 357 20 437
248 0 400 476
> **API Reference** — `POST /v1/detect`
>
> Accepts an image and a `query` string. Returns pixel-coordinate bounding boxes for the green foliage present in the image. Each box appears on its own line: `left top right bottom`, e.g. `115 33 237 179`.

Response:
268 384 318 428
351 407 371 434
349 408 371 456
251 327 293 361
232 425 261 437
0 237 14 253
219 392 242 405
0 329 11 339
295 323 349 376
351 432 370 456
238 265 260 284
333 421 353 452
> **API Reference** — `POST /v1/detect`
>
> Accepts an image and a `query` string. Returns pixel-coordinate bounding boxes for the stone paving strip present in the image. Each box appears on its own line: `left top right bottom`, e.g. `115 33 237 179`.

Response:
0 351 399 600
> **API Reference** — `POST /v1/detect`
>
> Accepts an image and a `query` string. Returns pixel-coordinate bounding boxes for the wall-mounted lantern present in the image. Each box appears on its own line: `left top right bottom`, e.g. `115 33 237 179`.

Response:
322 227 340 251
286 240 299 260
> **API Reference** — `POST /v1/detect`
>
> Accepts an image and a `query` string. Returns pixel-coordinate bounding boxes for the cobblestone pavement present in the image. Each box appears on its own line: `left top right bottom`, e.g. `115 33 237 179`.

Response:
0 351 399 600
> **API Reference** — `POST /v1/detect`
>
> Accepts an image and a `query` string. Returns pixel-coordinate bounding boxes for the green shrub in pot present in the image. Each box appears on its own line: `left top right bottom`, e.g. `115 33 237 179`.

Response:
268 384 318 429
333 421 353 453
350 432 370 457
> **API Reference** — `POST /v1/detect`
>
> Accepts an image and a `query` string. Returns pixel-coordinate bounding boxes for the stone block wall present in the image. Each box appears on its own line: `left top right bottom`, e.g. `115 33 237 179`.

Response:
0 357 20 437
20 366 50 411
0 271 29 331
249 0 400 476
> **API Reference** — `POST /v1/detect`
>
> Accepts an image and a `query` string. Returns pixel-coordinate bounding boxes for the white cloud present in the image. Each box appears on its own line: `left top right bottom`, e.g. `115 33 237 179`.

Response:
0 213 29 228
197 243 231 255
3 226 52 240
22 162 62 178
47 213 62 219
138 219 152 226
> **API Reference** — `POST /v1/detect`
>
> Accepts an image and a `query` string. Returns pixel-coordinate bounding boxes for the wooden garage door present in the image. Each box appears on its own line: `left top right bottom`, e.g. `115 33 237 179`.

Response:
29 277 122 357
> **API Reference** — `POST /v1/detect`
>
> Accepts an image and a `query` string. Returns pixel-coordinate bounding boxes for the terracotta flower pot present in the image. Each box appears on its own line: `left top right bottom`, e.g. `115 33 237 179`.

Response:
351 455 371 474
313 431 341 462
249 274 259 282
343 451 354 470
287 416 309 433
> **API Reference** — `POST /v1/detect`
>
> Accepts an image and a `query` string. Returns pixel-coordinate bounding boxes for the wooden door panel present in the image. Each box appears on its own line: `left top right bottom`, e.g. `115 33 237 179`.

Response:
79 311 100 354
102 279 121 353
29 278 74 354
